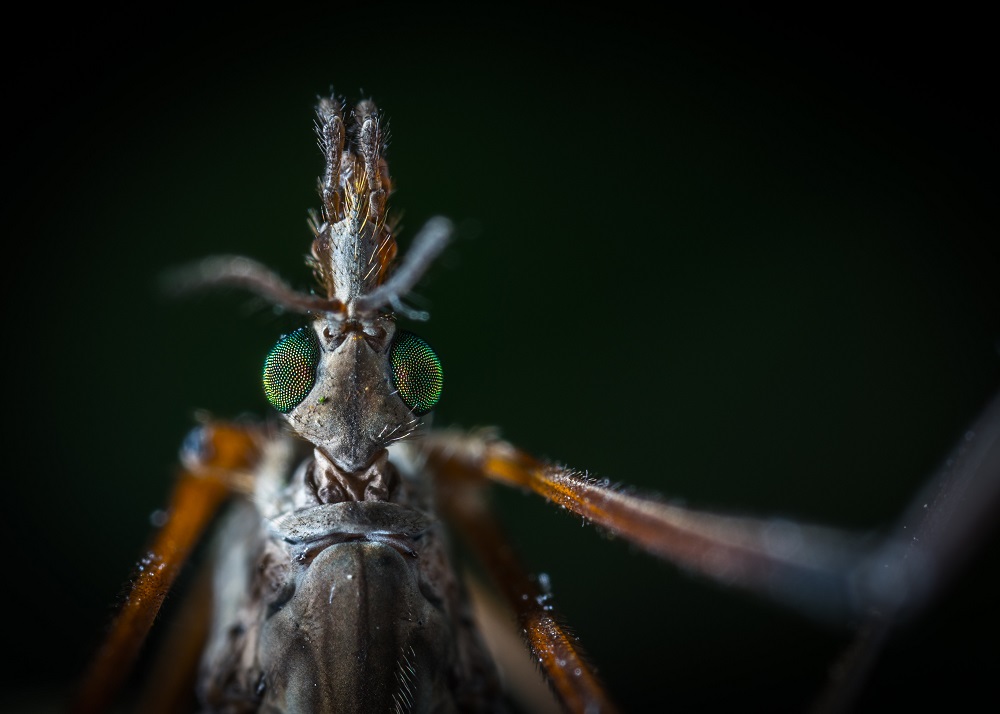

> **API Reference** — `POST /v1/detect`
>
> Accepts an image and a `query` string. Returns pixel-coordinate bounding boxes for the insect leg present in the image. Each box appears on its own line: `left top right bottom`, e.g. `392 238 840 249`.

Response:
420 429 873 625
130 550 215 714
811 391 1000 714
423 392 1000 710
71 420 263 714
427 436 620 714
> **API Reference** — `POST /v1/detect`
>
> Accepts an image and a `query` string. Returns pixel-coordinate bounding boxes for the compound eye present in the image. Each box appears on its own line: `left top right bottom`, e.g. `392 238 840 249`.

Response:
390 331 443 415
262 327 320 413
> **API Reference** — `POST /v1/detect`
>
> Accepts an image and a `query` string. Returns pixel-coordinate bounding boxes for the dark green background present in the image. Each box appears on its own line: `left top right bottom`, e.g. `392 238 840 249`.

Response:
6 10 998 713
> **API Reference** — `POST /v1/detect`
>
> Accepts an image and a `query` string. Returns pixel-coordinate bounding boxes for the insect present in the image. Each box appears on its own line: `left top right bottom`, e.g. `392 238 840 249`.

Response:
71 92 1000 714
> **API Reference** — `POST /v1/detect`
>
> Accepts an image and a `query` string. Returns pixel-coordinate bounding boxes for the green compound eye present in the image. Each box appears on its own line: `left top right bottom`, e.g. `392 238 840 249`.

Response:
262 327 320 413
390 331 443 415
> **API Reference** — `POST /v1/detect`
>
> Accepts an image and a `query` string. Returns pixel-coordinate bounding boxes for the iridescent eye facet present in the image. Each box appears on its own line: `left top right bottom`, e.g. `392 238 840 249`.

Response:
262 327 320 413
390 331 443 415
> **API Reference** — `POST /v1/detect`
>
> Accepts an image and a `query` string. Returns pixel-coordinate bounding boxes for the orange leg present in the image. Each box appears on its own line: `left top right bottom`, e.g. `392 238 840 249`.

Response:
71 421 263 714
421 430 872 627
422 390 1000 713
430 444 619 714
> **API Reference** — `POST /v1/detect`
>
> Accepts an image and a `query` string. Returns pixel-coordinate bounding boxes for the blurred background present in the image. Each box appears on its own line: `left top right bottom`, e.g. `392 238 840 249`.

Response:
5 9 998 713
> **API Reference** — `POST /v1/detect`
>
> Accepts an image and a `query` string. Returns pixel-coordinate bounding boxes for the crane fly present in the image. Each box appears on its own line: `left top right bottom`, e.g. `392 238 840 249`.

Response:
72 93 1000 714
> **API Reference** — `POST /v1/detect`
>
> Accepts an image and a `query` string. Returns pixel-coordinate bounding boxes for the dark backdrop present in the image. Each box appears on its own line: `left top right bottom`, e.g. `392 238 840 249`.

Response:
6 10 998 713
